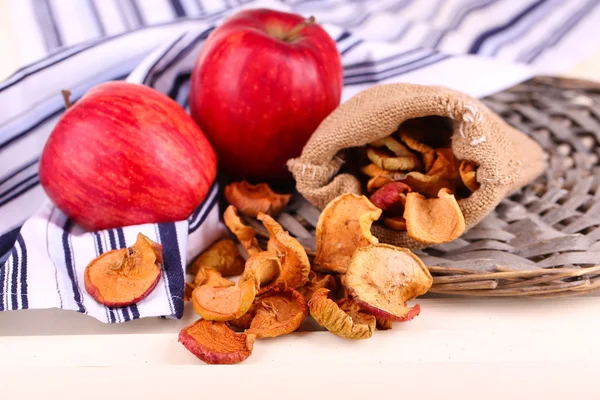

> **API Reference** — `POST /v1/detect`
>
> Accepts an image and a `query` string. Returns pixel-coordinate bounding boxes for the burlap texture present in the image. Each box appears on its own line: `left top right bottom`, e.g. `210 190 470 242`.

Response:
287 83 547 249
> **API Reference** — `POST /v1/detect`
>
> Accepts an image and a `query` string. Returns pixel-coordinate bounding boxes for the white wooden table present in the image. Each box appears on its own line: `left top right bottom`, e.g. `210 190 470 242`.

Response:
1 4 600 398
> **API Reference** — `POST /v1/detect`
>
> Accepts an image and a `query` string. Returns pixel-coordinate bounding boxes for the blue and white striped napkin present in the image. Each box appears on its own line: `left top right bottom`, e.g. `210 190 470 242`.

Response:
2 0 600 322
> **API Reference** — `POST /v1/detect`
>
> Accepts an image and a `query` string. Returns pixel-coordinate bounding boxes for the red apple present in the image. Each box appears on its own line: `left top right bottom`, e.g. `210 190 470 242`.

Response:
39 81 217 231
189 8 343 182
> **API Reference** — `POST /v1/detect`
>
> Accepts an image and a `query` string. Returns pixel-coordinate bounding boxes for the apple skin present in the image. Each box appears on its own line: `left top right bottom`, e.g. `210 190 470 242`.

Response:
39 81 217 231
189 8 343 182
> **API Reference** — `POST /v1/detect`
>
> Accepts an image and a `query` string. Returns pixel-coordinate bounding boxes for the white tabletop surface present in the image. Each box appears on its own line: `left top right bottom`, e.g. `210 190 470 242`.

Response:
1 3 600 398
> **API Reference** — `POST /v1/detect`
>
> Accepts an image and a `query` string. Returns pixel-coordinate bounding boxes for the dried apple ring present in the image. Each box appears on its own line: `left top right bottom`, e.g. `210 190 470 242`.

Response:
297 270 337 303
239 251 282 292
369 182 411 215
257 213 310 289
193 266 235 288
459 160 480 192
399 129 436 172
225 181 291 217
246 286 308 338
84 233 162 307
404 188 465 244
191 278 256 321
384 216 407 231
345 244 432 322
178 319 255 365
189 238 245 277
314 193 381 274
370 136 414 157
224 205 261 256
308 288 375 340
361 163 407 181
366 147 421 171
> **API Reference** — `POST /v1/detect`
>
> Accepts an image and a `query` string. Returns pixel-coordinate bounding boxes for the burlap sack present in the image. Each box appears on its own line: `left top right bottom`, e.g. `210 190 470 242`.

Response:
287 83 547 249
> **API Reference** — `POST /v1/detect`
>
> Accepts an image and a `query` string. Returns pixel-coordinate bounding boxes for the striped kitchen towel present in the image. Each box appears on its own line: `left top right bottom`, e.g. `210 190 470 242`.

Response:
1 0 599 322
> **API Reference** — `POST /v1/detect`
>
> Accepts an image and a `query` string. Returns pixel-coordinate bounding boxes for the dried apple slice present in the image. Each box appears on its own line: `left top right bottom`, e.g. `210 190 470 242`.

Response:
384 216 407 231
84 233 161 307
239 251 282 292
369 182 411 215
459 160 480 192
193 266 235 288
178 319 255 365
228 303 257 330
366 147 421 171
404 188 465 244
246 286 308 338
345 244 432 322
366 176 394 193
225 181 291 217
224 205 261 256
427 148 460 180
370 136 414 157
191 278 256 321
257 213 310 289
361 163 407 181
308 288 375 340
314 193 382 274
189 238 245 277
376 317 393 330
402 171 455 198
399 129 436 172
297 270 337 302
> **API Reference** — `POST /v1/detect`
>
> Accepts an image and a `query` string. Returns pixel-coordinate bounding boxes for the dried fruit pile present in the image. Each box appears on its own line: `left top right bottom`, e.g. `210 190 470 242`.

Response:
179 182 433 364
356 117 479 244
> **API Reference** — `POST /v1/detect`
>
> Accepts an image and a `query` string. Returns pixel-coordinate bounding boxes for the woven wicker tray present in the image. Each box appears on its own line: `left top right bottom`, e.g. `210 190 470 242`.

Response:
243 76 600 298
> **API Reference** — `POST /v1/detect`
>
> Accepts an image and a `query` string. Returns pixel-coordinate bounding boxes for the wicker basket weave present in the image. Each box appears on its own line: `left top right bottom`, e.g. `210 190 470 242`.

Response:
244 76 600 298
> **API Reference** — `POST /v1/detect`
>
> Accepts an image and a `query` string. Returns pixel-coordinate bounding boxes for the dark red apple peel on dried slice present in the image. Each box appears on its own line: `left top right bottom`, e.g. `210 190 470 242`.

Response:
345 244 432 322
84 233 162 308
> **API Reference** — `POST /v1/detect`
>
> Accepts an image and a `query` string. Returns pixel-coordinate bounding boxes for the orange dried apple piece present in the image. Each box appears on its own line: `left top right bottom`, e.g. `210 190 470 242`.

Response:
191 278 256 321
361 163 407 181
224 181 291 217
239 251 282 292
184 282 195 302
246 286 308 338
224 205 261 256
308 288 375 340
366 147 421 171
193 266 235 288
427 148 460 181
345 244 432 322
459 160 480 192
228 303 257 330
369 182 411 215
257 213 310 289
314 193 382 274
384 216 407 231
402 171 455 198
366 176 394 193
189 238 245 277
399 129 436 172
179 319 255 365
84 233 162 307
297 270 337 302
404 188 465 244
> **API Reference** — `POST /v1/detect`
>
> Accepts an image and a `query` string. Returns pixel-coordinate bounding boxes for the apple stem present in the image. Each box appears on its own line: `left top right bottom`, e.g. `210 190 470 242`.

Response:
283 16 315 41
61 90 72 109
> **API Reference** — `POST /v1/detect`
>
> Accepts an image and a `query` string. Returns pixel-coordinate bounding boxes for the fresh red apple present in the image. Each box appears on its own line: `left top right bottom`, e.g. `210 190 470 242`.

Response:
189 8 343 182
39 81 217 231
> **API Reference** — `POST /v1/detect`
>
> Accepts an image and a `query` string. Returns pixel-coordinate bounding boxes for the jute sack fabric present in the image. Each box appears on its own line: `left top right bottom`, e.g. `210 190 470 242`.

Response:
287 83 547 249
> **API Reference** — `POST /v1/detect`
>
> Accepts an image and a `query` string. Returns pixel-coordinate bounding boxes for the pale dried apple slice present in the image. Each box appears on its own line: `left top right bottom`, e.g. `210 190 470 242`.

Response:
345 244 432 322
370 136 414 157
399 129 436 172
191 278 256 321
224 181 291 217
178 319 255 365
193 266 235 288
246 286 308 338
369 182 411 215
297 270 337 302
189 238 245 277
314 193 382 274
361 163 407 181
366 147 421 171
404 188 465 244
459 160 480 192
384 216 407 231
224 205 261 256
84 233 161 307
239 251 282 292
257 213 310 289
308 288 375 340
366 175 394 193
